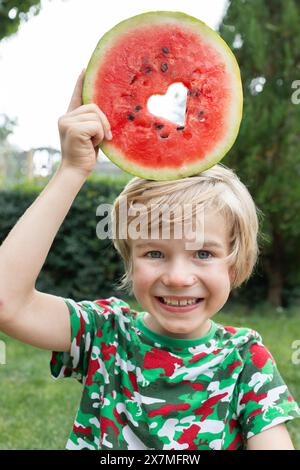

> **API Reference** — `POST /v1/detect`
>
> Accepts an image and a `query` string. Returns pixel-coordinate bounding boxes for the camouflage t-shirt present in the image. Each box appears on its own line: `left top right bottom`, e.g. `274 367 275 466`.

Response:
50 296 300 450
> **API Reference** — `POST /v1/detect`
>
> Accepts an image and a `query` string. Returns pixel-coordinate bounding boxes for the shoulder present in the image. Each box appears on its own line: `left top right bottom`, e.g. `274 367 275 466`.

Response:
214 323 275 366
216 323 263 349
64 296 137 317
63 296 139 334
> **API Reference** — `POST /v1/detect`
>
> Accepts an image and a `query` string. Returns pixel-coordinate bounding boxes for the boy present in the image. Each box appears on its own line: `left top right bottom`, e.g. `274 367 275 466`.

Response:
0 71 299 450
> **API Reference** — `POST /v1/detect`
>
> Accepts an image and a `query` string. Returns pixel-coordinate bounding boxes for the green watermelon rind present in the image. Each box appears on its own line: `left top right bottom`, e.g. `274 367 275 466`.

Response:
82 11 243 181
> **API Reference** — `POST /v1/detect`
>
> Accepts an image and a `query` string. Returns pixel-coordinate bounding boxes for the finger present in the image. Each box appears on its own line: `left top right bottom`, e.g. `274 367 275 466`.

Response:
97 109 112 139
91 122 105 147
64 113 112 141
68 104 112 140
66 113 103 123
91 128 105 148
72 121 105 142
67 69 86 112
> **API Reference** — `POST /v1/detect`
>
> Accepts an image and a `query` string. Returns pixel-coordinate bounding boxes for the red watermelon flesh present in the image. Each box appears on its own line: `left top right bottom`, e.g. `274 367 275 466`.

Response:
83 12 243 180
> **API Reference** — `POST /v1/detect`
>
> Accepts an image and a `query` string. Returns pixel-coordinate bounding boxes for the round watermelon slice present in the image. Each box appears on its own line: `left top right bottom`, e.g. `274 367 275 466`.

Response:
83 11 243 180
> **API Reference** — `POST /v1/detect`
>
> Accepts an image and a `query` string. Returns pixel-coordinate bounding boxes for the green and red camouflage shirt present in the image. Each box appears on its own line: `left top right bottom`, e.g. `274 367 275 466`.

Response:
50 296 300 450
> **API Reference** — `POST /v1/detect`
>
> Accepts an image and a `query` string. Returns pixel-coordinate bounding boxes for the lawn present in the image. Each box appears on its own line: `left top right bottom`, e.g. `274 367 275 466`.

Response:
0 300 299 450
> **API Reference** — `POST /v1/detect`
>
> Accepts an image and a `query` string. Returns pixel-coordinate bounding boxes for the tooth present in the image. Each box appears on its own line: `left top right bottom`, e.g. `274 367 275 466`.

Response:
162 297 198 306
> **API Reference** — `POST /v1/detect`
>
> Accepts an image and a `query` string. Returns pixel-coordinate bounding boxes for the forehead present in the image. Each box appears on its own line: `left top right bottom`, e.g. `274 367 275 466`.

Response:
201 211 228 237
130 210 229 250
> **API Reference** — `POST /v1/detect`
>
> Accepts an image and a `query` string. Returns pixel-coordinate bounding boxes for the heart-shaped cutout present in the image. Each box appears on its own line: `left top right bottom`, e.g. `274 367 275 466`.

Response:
147 82 188 126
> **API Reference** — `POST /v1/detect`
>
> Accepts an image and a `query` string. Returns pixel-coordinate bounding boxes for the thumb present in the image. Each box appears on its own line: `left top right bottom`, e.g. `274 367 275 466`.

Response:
67 69 85 112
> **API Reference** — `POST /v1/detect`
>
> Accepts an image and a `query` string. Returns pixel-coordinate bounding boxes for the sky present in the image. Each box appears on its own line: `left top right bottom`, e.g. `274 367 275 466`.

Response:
0 0 228 152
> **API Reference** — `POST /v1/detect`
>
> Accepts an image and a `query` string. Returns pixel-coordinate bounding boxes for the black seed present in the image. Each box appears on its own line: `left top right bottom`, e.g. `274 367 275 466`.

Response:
160 133 169 139
161 63 168 73
135 105 142 112
177 126 185 131
145 66 152 74
162 47 169 54
128 113 135 121
154 123 164 130
188 88 201 97
198 111 204 117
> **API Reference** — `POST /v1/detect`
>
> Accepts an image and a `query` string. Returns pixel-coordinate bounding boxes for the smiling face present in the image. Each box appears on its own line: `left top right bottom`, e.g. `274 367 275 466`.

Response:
131 211 232 340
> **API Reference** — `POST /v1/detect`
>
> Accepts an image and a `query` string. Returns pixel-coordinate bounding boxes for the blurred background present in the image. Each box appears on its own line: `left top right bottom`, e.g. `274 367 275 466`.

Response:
0 0 300 450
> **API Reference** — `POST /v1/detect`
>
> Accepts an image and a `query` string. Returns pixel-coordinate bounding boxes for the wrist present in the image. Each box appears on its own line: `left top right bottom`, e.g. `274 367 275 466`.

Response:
56 162 91 181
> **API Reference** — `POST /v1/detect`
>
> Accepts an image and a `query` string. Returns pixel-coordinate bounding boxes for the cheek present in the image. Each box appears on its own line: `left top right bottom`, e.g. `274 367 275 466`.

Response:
132 260 156 291
204 263 231 294
132 261 157 307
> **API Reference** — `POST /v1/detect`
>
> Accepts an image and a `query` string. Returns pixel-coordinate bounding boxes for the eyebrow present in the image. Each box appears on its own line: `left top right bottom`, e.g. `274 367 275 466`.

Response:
134 241 164 249
202 240 224 249
134 240 224 249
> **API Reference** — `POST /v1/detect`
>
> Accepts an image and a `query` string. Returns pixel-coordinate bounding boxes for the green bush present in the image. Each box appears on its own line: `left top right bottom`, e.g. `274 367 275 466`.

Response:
0 174 131 300
0 173 299 306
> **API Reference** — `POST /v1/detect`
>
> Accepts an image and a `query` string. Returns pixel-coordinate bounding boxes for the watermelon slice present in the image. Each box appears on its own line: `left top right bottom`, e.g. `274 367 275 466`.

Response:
83 11 243 180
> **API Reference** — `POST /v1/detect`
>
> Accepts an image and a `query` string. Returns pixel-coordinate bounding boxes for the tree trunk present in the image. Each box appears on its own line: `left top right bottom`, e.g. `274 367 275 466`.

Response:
263 229 284 307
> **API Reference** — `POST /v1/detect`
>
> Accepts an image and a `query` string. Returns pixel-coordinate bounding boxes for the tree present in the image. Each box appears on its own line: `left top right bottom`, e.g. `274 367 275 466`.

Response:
0 1 43 184
0 114 28 188
0 0 43 41
0 2 62 186
219 0 300 306
0 114 17 186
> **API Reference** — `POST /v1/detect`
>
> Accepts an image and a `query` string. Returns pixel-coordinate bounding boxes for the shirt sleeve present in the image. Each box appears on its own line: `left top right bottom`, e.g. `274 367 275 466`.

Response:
50 298 106 384
235 332 300 440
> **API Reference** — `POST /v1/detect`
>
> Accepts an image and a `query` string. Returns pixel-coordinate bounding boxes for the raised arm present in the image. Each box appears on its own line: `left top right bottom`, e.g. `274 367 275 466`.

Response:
247 424 295 450
0 70 112 352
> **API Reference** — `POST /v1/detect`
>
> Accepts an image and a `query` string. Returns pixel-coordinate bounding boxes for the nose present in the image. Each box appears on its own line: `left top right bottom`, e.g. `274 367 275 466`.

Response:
161 257 197 288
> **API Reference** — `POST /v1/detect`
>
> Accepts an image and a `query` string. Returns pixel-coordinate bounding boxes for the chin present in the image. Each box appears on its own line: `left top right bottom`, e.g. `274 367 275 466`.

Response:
163 322 194 336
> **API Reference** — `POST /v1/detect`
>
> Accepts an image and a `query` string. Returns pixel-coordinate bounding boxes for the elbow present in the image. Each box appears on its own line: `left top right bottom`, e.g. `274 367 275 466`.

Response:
0 298 14 326
0 298 5 316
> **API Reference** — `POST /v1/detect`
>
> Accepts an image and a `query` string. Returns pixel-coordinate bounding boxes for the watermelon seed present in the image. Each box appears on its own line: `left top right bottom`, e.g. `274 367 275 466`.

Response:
177 126 185 131
161 63 168 73
145 66 152 74
160 133 169 139
128 113 135 121
198 111 206 121
162 47 169 54
135 105 142 112
154 123 164 130
188 89 201 97
130 75 137 84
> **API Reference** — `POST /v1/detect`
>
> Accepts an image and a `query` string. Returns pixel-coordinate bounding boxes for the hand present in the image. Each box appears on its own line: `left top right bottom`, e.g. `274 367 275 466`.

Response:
58 69 112 176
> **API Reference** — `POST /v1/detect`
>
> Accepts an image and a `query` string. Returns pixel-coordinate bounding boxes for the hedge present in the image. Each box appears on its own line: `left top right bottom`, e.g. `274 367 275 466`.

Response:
1 174 298 307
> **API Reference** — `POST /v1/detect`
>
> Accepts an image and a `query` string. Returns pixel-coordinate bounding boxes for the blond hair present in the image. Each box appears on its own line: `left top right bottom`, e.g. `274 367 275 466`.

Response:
111 163 263 295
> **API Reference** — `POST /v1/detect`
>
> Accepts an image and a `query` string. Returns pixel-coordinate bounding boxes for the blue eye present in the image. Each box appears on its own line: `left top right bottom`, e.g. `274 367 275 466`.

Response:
196 250 212 260
145 250 163 258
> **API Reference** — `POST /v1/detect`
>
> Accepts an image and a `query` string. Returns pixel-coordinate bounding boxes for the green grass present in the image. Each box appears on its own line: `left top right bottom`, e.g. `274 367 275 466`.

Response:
0 302 300 449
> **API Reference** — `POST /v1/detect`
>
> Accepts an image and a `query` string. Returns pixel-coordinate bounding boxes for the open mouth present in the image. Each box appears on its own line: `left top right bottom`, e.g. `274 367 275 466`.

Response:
156 297 203 307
